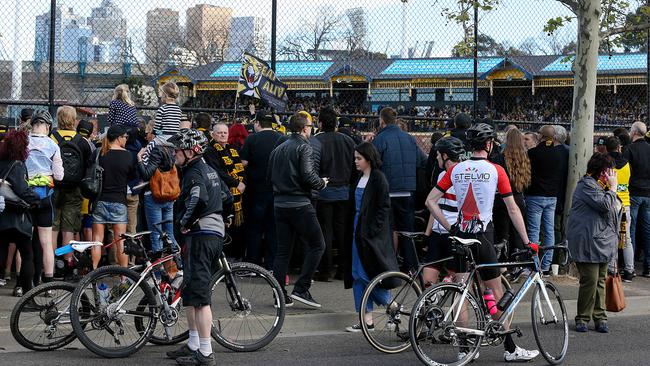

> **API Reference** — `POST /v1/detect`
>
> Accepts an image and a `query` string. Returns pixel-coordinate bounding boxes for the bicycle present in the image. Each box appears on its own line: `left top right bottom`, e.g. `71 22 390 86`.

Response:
9 240 102 351
359 231 511 354
409 237 569 366
68 222 285 358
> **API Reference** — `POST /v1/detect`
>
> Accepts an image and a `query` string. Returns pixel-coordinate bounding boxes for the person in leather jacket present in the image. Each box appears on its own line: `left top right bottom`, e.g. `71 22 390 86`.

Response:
267 112 329 308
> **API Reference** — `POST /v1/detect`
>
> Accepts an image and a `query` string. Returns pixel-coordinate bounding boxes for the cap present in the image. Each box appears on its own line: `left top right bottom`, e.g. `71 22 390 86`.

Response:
596 136 606 146
106 125 127 140
338 117 352 128
77 119 93 137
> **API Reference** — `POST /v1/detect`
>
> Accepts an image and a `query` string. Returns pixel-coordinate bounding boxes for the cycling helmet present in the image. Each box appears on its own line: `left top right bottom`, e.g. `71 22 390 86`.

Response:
435 136 465 160
465 122 496 149
30 109 53 126
167 128 208 155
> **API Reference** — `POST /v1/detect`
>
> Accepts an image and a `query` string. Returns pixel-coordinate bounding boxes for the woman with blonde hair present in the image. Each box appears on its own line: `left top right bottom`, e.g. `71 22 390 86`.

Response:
107 84 138 127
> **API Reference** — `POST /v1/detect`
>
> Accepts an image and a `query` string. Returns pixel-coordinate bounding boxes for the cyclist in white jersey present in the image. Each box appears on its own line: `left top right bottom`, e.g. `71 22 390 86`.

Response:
426 123 539 362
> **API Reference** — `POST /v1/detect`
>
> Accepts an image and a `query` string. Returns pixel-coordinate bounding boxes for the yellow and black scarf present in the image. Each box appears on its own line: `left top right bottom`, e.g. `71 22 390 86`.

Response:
214 143 245 226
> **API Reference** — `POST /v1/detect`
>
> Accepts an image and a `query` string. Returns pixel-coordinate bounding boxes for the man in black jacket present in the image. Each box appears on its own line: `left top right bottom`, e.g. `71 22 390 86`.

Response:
314 107 355 281
625 121 650 277
268 113 328 308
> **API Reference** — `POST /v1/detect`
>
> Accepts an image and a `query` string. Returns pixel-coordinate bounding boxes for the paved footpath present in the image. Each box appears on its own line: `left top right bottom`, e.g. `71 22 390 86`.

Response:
1 268 649 365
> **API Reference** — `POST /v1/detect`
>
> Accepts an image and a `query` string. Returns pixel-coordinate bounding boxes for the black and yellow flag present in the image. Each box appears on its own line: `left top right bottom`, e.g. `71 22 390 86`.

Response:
237 53 288 112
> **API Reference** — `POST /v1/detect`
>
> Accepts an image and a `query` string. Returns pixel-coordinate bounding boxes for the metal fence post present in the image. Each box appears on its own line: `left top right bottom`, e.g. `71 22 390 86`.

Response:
271 0 277 71
48 0 56 117
647 0 649 124
473 1 478 121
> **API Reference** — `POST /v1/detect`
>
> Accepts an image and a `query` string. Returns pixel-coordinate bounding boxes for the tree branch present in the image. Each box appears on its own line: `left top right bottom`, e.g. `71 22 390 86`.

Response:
556 0 579 14
601 21 650 38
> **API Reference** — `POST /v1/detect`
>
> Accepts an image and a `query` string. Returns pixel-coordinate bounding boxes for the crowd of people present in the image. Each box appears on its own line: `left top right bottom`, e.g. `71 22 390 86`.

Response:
1 80 650 365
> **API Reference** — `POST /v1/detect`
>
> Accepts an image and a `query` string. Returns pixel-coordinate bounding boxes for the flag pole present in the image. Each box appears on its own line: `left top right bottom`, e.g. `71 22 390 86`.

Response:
232 90 239 124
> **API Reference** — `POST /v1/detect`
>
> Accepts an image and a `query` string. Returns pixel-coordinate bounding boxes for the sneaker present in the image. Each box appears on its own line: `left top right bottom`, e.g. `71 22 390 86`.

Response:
0 278 6 286
542 271 550 278
595 322 609 333
621 271 634 283
345 323 373 332
512 268 530 283
274 293 293 308
458 351 480 361
290 290 321 308
166 344 195 359
504 346 539 362
13 287 23 297
575 323 588 332
176 351 216 366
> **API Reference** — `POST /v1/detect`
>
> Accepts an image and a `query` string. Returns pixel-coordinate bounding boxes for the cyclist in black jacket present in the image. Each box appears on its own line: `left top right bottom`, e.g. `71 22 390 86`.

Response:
165 129 223 366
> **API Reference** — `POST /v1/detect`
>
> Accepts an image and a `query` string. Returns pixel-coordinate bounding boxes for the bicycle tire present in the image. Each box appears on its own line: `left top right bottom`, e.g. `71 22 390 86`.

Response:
10 282 78 351
409 283 485 366
359 270 422 354
70 265 157 358
531 280 569 365
210 262 285 352
137 295 188 345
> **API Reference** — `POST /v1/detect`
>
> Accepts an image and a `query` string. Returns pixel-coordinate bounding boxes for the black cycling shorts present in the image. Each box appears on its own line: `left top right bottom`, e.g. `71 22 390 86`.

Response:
451 223 500 281
181 234 223 307
31 195 54 228
425 232 462 273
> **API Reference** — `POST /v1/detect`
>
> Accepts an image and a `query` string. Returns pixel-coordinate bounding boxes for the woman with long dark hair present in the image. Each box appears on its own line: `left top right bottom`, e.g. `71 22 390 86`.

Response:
344 142 398 332
0 130 40 295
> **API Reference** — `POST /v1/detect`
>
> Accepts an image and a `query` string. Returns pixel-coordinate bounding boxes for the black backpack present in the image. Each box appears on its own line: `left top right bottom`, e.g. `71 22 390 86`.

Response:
52 131 84 186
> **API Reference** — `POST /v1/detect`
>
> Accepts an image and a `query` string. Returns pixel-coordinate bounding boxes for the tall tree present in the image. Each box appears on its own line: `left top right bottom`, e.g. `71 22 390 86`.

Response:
279 6 343 60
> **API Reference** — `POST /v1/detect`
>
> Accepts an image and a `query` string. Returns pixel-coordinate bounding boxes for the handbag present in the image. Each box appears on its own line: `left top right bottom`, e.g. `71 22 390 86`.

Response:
605 268 626 312
0 161 31 212
149 152 180 202
80 150 104 201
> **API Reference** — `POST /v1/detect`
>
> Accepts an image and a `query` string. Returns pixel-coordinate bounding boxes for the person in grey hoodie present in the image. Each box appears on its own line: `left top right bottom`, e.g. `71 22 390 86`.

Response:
567 153 621 334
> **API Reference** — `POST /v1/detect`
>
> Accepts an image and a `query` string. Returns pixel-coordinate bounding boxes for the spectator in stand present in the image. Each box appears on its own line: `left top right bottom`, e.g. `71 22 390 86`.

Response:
0 130 40 296
26 110 63 286
50 106 92 274
228 118 249 150
204 123 247 260
372 107 426 272
195 113 213 142
268 112 328 308
606 136 635 282
526 125 564 275
136 127 178 253
240 113 282 269
314 107 355 282
567 153 619 333
107 84 138 127
154 81 182 137
90 125 135 269
344 142 398 332
523 132 539 150
625 121 650 277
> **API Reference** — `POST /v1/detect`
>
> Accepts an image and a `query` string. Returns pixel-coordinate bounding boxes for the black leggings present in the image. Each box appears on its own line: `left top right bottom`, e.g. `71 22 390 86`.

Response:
0 229 34 292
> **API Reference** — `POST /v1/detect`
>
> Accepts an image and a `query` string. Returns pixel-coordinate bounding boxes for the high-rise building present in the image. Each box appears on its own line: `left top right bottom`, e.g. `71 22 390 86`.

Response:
185 4 233 63
34 5 84 61
88 0 127 44
145 8 180 64
226 17 268 61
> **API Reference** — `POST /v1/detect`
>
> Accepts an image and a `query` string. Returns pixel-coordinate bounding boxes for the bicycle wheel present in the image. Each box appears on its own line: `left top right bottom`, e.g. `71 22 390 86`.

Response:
410 284 485 366
70 265 157 358
359 271 422 354
137 293 188 345
210 262 285 352
531 280 569 365
10 282 79 351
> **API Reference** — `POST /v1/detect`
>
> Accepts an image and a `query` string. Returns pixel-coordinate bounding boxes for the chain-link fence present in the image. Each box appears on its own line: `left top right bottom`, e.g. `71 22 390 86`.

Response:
0 0 648 145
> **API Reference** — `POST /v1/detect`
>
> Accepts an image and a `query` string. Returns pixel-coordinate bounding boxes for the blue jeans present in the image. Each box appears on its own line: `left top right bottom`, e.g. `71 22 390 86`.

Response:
526 196 556 271
143 194 177 252
630 196 650 270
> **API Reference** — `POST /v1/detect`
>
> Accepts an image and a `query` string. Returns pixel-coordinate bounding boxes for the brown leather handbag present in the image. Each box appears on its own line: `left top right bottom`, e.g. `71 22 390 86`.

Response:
605 270 626 312
150 155 180 202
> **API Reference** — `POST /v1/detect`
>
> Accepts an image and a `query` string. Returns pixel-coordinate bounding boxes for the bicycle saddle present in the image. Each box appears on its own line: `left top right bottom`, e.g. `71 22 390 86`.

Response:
450 237 482 246
121 231 152 239
55 241 103 256
396 231 427 239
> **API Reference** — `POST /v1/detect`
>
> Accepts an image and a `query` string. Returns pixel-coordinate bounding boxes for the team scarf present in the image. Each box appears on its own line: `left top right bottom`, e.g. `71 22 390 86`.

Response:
213 143 245 226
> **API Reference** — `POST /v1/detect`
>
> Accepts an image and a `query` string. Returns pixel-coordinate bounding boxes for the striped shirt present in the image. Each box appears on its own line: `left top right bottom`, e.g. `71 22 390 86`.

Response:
107 99 138 127
154 103 182 136
432 170 458 234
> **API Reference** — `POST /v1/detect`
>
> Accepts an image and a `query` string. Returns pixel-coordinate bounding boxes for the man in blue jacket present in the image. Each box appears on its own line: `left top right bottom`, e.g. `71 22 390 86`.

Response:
372 107 426 271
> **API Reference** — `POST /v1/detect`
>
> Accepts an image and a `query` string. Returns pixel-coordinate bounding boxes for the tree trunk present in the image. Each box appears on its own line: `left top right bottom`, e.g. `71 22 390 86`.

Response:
564 0 602 217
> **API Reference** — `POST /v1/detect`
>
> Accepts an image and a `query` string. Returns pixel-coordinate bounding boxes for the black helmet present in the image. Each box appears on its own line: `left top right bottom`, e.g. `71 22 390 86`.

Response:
30 110 53 126
167 128 208 155
466 123 496 149
435 136 465 160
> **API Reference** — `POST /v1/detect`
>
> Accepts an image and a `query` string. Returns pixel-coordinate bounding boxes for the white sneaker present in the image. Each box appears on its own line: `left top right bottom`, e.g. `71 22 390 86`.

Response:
458 350 480 361
504 346 539 362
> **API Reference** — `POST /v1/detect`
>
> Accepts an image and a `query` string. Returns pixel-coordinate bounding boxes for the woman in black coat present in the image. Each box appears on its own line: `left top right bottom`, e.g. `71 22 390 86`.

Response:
0 130 40 295
343 142 399 332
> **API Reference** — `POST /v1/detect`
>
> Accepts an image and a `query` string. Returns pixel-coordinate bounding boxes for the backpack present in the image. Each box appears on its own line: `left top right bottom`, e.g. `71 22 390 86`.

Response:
52 131 84 186
150 149 180 202
80 150 103 200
